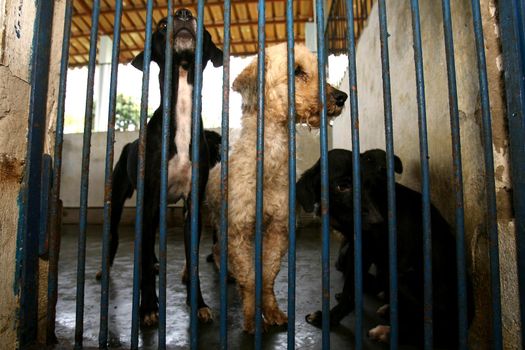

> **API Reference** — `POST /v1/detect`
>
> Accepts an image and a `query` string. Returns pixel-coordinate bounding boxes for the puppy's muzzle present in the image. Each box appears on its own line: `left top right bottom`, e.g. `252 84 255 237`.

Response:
334 89 348 107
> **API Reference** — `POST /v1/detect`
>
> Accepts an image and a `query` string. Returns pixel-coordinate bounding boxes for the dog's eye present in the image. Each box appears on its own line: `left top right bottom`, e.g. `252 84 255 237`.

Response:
294 65 307 79
336 183 352 193
158 21 168 31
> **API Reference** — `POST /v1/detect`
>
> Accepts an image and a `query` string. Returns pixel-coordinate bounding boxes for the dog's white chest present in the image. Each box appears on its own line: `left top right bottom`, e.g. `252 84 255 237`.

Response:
167 70 192 203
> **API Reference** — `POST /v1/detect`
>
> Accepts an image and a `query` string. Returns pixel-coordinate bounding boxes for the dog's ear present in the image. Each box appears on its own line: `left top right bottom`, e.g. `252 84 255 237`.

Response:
202 30 223 68
131 52 146 71
296 164 320 213
394 155 403 174
233 59 258 93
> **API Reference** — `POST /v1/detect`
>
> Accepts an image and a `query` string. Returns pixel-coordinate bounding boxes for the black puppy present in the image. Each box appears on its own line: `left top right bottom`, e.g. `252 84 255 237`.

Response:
299 149 473 348
106 9 223 326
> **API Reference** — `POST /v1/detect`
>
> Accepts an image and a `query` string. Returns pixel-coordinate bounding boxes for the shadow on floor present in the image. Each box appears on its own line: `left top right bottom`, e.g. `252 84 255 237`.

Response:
54 222 389 349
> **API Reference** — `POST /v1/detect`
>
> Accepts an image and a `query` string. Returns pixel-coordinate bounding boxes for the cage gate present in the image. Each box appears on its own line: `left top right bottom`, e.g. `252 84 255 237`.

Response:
14 0 525 349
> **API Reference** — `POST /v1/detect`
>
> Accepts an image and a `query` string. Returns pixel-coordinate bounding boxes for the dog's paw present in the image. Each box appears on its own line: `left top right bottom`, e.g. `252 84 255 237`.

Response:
368 325 390 343
141 311 159 328
264 308 287 326
376 304 389 317
243 318 270 334
197 307 213 323
305 311 323 328
95 270 102 281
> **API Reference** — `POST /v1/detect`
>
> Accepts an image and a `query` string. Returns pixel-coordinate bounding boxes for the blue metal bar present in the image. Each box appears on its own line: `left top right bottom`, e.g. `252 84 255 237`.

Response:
254 0 266 348
440 1 468 348
344 1 363 348
470 1 503 348
99 0 124 347
18 0 55 345
47 1 74 343
74 1 101 348
408 1 433 348
286 0 297 348
190 1 206 349
130 0 154 348
159 2 174 348
219 0 232 348
499 0 525 345
315 0 330 348
39 154 53 258
377 1 399 348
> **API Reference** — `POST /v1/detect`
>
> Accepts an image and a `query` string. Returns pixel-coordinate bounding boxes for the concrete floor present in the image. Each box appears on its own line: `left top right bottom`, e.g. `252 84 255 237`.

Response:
55 221 388 349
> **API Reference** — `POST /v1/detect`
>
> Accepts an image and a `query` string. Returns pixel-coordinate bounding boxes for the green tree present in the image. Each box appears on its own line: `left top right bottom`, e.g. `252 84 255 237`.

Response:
115 93 140 131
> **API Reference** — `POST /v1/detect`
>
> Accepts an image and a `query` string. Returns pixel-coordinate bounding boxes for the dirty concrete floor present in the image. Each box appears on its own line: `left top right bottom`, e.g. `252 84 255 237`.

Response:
55 222 389 349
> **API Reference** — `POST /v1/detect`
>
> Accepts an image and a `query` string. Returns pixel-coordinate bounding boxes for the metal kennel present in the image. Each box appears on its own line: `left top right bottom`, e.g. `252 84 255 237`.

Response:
15 0 525 349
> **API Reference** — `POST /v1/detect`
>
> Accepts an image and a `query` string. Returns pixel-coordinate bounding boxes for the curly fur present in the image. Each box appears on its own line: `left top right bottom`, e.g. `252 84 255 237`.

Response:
206 43 346 333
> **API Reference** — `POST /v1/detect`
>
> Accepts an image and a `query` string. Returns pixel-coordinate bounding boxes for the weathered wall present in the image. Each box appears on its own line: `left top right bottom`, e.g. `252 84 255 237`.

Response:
0 0 65 346
332 0 519 348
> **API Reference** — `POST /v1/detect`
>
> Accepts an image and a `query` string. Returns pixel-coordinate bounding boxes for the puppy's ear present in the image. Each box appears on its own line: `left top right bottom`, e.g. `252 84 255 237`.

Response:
296 165 320 213
232 59 258 93
203 30 224 68
394 155 403 174
131 52 145 71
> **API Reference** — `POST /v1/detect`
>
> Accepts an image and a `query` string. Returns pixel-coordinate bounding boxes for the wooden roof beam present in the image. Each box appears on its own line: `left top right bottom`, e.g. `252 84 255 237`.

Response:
71 17 312 39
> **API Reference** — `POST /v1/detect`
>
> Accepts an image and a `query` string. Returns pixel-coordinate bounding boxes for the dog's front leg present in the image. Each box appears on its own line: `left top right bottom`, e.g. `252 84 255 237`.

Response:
183 198 213 323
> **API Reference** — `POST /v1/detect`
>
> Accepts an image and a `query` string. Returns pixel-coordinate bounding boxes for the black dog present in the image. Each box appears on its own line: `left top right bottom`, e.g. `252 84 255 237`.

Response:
298 149 473 348
105 9 223 326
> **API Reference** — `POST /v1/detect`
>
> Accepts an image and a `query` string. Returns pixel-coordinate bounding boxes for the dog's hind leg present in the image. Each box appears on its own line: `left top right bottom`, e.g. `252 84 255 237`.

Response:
140 204 160 327
261 222 288 327
96 143 134 280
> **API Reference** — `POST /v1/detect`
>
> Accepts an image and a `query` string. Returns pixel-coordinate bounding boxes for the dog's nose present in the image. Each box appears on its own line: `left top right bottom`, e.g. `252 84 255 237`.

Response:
175 8 193 21
334 90 348 107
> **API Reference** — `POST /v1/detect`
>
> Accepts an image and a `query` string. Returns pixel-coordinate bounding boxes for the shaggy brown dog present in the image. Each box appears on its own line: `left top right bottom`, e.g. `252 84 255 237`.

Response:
206 43 347 333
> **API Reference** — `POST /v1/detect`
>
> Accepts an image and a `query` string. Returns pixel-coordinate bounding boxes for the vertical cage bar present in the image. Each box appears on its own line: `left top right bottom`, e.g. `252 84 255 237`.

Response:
47 0 74 343
254 0 266 347
286 0 297 348
19 0 55 345
499 0 525 345
159 1 174 348
75 1 101 347
408 0 433 348
190 1 207 348
440 1 469 348
377 0 399 348
344 1 363 348
130 0 154 347
315 0 330 348
470 1 503 348
98 0 124 347
219 0 232 348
